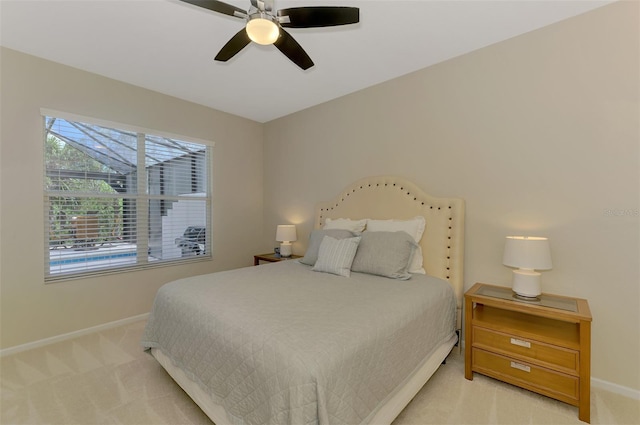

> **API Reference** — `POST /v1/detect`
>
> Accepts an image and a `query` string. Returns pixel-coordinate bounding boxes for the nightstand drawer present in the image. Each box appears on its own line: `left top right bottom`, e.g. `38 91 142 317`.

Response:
472 348 579 402
473 326 579 374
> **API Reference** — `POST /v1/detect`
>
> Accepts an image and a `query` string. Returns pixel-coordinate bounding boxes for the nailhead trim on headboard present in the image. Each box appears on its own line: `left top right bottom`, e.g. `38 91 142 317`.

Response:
315 175 465 328
319 182 457 279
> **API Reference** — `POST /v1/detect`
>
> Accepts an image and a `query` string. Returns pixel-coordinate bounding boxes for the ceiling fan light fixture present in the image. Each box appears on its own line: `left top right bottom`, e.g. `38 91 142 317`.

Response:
246 16 279 45
180 0 360 69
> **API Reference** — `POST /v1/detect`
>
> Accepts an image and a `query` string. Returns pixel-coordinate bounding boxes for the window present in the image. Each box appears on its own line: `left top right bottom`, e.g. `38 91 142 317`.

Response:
43 112 213 281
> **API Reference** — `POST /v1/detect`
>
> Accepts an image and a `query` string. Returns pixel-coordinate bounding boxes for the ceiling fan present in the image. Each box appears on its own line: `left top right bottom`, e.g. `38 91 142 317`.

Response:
180 0 359 70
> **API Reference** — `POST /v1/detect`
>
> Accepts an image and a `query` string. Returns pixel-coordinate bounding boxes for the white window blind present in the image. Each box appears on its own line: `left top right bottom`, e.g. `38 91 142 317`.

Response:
44 114 212 282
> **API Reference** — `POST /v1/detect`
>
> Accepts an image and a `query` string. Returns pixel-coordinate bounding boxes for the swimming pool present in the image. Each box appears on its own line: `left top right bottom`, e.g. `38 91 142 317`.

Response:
49 251 137 266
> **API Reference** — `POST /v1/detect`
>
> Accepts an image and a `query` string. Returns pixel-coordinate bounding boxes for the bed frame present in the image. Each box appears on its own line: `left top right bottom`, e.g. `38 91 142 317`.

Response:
316 175 465 328
151 175 465 425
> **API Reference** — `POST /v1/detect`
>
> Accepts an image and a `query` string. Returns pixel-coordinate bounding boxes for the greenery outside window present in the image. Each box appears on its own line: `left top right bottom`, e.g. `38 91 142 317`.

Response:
43 111 213 282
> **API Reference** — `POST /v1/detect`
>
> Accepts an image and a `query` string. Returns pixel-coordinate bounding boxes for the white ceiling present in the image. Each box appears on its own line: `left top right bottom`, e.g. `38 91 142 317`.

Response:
0 0 613 123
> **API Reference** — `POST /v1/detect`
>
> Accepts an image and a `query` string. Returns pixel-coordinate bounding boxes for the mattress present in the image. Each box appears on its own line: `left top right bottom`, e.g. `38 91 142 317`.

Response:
141 260 457 425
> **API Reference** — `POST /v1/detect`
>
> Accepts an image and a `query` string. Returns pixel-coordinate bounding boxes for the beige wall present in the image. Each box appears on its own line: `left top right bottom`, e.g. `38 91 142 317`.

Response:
264 2 639 392
1 1 638 394
0 47 265 349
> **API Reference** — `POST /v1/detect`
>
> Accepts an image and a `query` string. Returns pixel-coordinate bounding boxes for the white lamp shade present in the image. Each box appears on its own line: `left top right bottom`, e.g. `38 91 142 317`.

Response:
503 236 552 270
276 225 297 243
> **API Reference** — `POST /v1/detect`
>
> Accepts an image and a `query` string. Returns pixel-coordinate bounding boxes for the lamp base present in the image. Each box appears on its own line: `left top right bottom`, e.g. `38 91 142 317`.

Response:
512 269 542 298
280 242 292 258
513 293 540 302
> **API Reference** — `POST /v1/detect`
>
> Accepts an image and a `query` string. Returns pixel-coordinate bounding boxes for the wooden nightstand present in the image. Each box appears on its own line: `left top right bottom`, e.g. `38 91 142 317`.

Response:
464 282 592 423
254 252 302 266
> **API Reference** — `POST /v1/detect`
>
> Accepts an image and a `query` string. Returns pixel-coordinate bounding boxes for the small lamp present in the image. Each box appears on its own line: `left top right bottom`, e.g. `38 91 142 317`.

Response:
276 225 297 258
503 236 552 298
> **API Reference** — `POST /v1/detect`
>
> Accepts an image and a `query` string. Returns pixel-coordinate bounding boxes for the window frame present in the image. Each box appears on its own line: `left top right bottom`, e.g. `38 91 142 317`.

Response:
42 109 214 282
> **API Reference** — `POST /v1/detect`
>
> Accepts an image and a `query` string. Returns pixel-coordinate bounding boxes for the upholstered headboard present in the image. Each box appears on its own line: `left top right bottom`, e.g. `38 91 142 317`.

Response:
315 175 465 327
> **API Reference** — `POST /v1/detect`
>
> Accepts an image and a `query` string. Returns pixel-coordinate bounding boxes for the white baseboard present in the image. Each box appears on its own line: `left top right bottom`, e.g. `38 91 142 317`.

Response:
591 377 640 400
0 313 149 357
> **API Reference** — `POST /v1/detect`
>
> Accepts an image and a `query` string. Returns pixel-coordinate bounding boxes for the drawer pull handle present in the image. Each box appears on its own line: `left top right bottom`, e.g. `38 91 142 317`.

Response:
510 338 531 348
510 361 531 373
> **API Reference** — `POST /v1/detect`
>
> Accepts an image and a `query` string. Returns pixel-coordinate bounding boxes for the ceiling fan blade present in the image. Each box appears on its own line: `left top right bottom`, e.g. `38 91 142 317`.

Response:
180 0 246 18
278 6 359 28
273 28 314 70
215 29 251 62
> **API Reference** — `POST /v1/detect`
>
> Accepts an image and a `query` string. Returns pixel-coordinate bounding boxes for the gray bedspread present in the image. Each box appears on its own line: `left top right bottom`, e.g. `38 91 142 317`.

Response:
141 260 456 425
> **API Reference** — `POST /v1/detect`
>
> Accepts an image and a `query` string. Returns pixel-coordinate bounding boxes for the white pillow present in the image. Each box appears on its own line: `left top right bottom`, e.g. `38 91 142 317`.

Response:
323 218 367 233
408 247 426 274
366 216 426 274
366 216 425 241
312 236 361 277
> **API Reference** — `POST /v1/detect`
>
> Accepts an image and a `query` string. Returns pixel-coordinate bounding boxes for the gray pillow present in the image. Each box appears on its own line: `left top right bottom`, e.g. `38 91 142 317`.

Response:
312 236 361 277
351 231 417 280
299 229 356 266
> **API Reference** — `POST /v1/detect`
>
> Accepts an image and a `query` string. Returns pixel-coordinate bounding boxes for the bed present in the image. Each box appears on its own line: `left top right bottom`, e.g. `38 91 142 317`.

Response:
141 175 465 425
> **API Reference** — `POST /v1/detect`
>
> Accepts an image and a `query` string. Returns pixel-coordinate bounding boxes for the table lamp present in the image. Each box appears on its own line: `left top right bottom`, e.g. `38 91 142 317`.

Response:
276 225 297 258
503 236 552 298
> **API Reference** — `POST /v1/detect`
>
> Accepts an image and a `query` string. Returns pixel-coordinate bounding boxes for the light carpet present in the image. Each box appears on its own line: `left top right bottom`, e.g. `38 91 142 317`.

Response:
1 319 638 424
